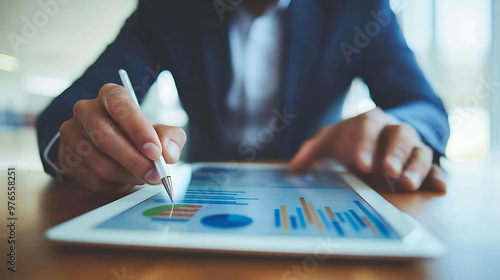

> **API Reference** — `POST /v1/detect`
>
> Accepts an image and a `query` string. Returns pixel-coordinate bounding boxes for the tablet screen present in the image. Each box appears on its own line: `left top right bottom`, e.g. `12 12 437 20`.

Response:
96 167 399 239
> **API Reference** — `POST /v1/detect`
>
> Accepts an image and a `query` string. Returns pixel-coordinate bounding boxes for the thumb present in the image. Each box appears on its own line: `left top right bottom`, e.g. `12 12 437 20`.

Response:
289 126 334 173
153 124 187 163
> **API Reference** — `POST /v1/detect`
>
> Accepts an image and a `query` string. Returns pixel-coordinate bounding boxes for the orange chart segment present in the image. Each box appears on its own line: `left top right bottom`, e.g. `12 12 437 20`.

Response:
280 205 288 230
299 197 313 223
362 217 377 233
307 202 324 232
325 206 335 219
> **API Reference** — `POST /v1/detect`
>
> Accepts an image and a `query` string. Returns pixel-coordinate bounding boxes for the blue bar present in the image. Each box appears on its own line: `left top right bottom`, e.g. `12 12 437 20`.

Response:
317 209 330 229
349 210 366 228
154 198 248 205
290 216 297 229
274 209 280 227
186 189 237 194
184 193 239 196
354 201 390 237
185 191 235 195
332 221 344 236
186 190 245 193
254 185 344 190
176 200 248 205
296 208 306 228
181 195 237 200
343 211 359 231
179 195 259 201
336 212 345 222
154 199 170 203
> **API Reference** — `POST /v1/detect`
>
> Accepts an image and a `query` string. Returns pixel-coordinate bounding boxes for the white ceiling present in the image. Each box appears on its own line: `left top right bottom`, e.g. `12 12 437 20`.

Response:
0 0 137 114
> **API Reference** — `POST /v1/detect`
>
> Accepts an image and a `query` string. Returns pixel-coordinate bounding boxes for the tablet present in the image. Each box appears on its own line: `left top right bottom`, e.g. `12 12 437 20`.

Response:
46 163 445 259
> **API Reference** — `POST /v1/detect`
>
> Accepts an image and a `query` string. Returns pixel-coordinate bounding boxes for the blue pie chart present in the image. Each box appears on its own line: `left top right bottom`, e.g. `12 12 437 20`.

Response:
201 214 252 228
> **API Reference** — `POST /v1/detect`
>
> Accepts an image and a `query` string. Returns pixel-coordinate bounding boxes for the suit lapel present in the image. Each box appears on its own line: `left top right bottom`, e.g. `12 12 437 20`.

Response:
200 19 232 126
281 0 328 154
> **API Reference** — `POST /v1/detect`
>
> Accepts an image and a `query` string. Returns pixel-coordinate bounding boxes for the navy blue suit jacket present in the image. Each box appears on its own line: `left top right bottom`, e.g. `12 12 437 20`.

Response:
37 0 449 177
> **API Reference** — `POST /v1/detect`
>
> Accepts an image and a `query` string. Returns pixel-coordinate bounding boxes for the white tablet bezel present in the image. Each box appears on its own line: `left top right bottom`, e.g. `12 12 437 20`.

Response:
46 163 445 259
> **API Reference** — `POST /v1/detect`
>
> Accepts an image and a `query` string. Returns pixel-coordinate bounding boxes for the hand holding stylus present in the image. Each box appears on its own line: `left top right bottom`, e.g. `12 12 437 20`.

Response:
119 69 175 201
57 74 186 193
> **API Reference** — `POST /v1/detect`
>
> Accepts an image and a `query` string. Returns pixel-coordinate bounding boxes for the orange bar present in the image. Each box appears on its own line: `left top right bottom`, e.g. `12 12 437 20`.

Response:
155 213 194 218
307 202 324 232
362 217 377 233
281 206 288 230
176 206 202 210
325 207 335 219
300 197 313 223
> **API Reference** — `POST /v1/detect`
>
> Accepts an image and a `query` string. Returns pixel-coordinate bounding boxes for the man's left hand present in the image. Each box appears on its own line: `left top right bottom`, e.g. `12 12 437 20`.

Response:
290 108 446 192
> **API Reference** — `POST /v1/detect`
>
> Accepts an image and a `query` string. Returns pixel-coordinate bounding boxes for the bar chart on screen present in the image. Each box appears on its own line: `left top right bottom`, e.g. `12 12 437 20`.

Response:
274 197 392 238
153 189 259 205
97 167 398 239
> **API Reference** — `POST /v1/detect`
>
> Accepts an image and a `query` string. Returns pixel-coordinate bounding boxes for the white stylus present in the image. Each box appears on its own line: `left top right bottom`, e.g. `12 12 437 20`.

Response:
118 69 174 202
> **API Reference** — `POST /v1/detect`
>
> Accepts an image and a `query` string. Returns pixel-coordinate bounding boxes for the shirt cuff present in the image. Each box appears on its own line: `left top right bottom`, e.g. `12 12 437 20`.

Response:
43 132 64 181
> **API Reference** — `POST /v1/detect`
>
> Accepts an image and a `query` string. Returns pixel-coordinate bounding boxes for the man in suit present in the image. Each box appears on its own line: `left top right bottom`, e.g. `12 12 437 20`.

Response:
36 0 449 192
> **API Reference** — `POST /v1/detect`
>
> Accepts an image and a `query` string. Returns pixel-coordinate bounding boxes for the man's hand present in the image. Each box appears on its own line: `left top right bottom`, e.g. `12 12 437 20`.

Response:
58 83 187 192
290 108 446 192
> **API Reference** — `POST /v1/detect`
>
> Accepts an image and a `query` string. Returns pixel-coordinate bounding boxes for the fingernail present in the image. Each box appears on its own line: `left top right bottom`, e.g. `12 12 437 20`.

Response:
166 141 180 161
145 168 160 184
142 142 160 160
387 155 403 174
361 150 373 169
434 172 445 183
405 170 421 187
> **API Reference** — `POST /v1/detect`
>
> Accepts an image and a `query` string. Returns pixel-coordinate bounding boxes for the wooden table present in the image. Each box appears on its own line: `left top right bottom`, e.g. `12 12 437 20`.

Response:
1 158 499 280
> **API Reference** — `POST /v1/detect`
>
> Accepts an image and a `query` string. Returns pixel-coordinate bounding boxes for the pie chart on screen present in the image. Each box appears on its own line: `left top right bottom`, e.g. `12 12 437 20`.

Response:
201 214 252 228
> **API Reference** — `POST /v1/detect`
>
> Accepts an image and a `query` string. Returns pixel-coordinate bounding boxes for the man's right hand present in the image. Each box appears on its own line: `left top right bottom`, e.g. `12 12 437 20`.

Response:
58 83 187 192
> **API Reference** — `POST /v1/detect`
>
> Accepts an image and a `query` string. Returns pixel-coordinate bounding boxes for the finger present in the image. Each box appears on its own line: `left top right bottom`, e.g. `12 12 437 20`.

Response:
98 83 163 160
84 150 145 185
350 171 399 193
153 124 187 163
289 126 333 173
59 144 133 193
72 100 159 184
332 108 386 173
380 124 418 178
421 164 447 192
60 120 144 185
400 145 433 191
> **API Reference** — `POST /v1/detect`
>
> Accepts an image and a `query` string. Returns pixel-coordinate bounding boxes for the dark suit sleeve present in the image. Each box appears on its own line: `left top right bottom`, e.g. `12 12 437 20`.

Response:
36 1 167 177
356 0 449 160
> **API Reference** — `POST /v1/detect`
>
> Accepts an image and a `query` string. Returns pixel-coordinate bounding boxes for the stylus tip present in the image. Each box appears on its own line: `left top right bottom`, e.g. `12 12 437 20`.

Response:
161 176 174 203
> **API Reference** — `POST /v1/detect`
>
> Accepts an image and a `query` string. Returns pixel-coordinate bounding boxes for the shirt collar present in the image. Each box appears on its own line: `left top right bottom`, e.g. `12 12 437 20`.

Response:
236 0 291 19
266 0 291 15
276 0 291 10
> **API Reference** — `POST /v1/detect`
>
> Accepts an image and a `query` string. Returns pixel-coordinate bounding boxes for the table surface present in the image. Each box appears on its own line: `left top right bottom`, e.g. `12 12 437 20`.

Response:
1 158 500 280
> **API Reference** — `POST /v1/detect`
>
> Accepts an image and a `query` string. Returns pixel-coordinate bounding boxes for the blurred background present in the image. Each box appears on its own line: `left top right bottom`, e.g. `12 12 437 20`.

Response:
0 0 498 170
